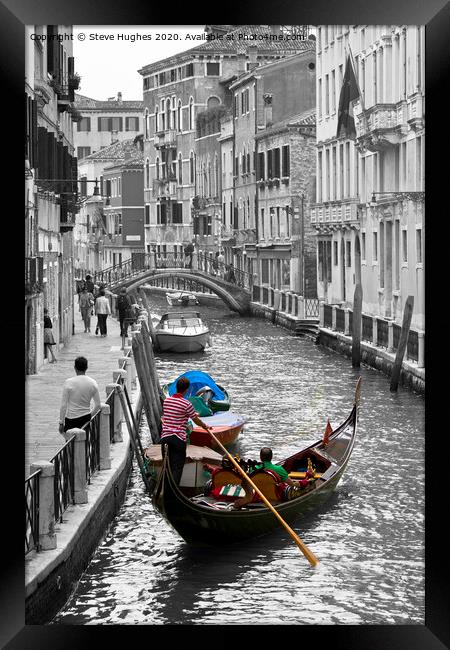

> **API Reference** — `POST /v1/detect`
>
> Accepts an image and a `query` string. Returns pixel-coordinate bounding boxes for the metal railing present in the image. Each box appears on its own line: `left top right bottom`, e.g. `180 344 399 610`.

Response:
25 469 41 555
377 319 389 349
50 437 75 523
335 307 345 333
323 304 333 328
93 251 252 291
83 411 101 484
305 299 319 319
362 315 373 342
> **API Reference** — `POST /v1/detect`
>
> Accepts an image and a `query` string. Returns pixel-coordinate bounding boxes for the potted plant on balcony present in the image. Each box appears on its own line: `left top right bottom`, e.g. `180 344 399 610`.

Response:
272 177 280 187
69 106 83 123
69 72 81 90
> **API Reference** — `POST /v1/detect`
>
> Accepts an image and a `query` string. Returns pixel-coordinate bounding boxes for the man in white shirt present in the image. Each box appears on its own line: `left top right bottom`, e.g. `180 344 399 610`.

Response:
59 356 101 434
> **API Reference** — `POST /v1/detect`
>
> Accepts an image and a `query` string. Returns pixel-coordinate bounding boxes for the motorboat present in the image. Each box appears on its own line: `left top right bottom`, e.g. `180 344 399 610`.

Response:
154 311 210 353
166 291 199 307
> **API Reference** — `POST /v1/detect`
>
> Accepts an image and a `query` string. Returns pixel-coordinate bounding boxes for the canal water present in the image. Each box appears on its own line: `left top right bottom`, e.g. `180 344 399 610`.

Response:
53 292 425 625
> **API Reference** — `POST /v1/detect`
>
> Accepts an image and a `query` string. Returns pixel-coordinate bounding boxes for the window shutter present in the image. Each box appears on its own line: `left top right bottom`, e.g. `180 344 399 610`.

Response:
68 56 74 77
98 117 102 131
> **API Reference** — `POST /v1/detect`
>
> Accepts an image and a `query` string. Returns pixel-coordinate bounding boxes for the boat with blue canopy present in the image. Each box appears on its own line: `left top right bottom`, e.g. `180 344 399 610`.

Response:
162 370 230 413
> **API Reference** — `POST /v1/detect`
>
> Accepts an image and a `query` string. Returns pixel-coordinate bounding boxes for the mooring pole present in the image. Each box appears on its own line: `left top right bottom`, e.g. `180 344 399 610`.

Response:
352 283 363 368
390 295 414 392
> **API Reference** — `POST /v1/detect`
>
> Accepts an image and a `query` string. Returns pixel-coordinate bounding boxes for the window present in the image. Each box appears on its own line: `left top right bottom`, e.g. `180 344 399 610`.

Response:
189 151 194 184
325 74 330 115
77 146 91 160
172 203 183 224
318 150 323 203
362 232 366 260
155 105 159 132
184 63 194 78
373 231 378 261
145 158 150 187
282 145 290 177
345 142 350 197
334 240 338 265
379 222 384 287
126 117 140 131
274 148 280 178
326 148 330 200
234 95 238 118
77 117 91 132
261 258 269 283
145 205 150 225
332 146 337 200
346 240 351 267
402 230 408 262
318 78 322 119
206 61 220 76
189 97 194 130
156 156 160 180
258 152 265 180
98 117 123 131
416 229 422 263
331 69 336 113
178 153 183 184
267 150 273 179
177 99 182 131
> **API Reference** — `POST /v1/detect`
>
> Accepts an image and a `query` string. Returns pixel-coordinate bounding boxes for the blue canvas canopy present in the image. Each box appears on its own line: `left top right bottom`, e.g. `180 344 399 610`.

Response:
167 370 225 400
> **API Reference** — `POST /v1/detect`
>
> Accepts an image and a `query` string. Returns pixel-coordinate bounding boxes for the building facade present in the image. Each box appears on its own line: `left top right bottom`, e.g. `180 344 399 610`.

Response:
25 24 78 374
311 25 425 340
74 92 143 161
138 25 313 264
228 49 316 284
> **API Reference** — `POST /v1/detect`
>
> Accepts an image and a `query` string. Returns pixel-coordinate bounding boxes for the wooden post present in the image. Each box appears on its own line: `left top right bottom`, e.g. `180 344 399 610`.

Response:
99 403 111 470
132 336 160 443
106 383 122 442
29 461 57 550
138 329 163 420
138 288 158 348
390 295 414 392
352 284 363 368
141 321 163 406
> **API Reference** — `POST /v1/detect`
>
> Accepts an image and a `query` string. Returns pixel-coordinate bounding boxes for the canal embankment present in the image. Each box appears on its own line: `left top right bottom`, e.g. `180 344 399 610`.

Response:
25 300 142 624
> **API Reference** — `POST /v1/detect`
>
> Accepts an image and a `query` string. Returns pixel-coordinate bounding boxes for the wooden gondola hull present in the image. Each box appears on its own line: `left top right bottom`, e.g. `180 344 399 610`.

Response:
152 404 357 546
189 422 244 448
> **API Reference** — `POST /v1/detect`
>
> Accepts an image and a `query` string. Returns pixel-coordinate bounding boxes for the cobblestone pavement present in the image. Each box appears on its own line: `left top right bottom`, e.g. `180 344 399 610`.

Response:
25 299 124 477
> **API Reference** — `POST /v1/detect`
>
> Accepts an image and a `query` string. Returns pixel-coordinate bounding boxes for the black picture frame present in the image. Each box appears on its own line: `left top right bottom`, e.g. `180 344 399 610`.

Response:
8 0 449 647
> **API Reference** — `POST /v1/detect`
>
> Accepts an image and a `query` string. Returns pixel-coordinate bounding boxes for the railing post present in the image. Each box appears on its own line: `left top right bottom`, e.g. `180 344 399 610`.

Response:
29 461 57 550
268 288 274 308
387 321 394 352
332 305 337 331
319 301 325 327
344 308 350 335
99 403 111 470
119 357 132 394
273 289 281 311
298 295 305 319
123 345 136 389
65 428 88 504
417 331 425 368
372 317 378 346
106 383 122 442
112 370 126 441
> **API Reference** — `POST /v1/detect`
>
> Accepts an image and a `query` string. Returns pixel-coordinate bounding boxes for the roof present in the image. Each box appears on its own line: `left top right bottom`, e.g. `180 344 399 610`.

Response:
229 50 315 89
255 108 316 138
82 138 141 162
74 93 143 110
138 25 315 75
104 152 144 172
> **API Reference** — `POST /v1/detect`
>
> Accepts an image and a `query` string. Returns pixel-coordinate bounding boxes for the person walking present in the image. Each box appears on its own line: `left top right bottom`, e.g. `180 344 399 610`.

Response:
58 356 101 434
79 286 95 333
43 308 57 363
94 288 111 337
153 376 212 485
116 287 133 338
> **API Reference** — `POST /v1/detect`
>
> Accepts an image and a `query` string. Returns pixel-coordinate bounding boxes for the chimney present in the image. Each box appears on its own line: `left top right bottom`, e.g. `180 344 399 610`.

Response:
237 53 246 74
117 91 122 103
111 130 119 144
263 93 273 127
247 46 258 71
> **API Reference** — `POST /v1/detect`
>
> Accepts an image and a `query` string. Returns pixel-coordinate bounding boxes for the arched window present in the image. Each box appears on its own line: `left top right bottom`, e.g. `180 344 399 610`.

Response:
189 97 194 130
207 157 211 197
177 153 182 184
171 97 176 130
190 151 194 184
145 158 150 188
214 153 218 197
156 156 160 180
166 98 171 129
155 105 159 132
177 99 182 131
144 108 149 139
207 96 220 109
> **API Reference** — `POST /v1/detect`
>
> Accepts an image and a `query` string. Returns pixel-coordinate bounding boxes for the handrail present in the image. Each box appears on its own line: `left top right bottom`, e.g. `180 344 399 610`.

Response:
50 436 75 523
25 469 41 555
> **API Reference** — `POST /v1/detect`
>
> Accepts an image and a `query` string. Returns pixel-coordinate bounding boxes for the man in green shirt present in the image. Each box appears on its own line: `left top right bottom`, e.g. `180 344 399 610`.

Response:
254 447 292 482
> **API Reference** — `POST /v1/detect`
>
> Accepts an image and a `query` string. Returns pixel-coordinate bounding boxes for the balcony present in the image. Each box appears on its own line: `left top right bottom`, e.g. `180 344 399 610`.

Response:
310 199 360 225
354 100 407 152
153 177 178 198
154 129 177 148
146 224 192 242
235 229 257 245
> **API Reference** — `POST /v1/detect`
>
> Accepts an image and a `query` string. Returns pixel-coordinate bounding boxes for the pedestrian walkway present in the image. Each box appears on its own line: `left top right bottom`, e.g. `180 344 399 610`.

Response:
25 299 124 477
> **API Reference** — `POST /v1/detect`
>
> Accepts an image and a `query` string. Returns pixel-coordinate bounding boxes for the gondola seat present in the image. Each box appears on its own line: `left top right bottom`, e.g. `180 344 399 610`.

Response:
248 469 282 502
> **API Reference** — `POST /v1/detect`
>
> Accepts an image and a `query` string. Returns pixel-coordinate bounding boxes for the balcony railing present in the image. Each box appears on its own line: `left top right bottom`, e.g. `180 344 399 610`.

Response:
311 199 360 225
154 129 177 148
354 100 408 151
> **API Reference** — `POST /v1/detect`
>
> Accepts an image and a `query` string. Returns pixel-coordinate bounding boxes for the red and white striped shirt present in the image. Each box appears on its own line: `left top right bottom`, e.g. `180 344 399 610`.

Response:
161 393 197 442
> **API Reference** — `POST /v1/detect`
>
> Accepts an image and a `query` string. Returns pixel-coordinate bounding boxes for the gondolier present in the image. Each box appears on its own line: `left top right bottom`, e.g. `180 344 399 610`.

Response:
158 376 212 485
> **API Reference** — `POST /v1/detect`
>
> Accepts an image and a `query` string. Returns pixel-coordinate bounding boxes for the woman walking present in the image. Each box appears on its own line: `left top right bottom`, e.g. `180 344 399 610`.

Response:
94 288 111 337
79 286 95 333
43 308 57 363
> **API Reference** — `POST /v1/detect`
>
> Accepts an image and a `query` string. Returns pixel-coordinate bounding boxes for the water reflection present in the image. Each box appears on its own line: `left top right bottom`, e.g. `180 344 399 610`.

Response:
53 293 424 625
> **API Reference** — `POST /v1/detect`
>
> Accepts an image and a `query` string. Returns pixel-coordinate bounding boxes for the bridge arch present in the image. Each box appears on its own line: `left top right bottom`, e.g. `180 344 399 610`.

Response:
110 268 251 315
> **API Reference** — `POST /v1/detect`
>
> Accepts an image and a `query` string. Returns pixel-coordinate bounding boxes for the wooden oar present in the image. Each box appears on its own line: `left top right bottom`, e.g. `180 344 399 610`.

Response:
206 429 319 567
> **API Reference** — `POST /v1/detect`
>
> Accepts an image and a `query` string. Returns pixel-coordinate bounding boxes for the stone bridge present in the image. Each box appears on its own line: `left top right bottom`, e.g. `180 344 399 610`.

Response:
107 267 252 315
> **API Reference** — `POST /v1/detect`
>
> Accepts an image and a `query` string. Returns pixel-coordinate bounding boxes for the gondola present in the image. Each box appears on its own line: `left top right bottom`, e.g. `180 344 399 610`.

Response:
152 387 359 546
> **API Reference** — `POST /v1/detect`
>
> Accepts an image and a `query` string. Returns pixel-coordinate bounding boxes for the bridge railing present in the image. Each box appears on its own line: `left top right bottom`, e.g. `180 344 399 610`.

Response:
93 252 252 290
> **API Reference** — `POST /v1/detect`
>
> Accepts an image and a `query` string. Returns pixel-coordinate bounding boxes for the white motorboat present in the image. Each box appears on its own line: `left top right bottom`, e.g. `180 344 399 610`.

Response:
166 291 199 307
154 311 211 353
